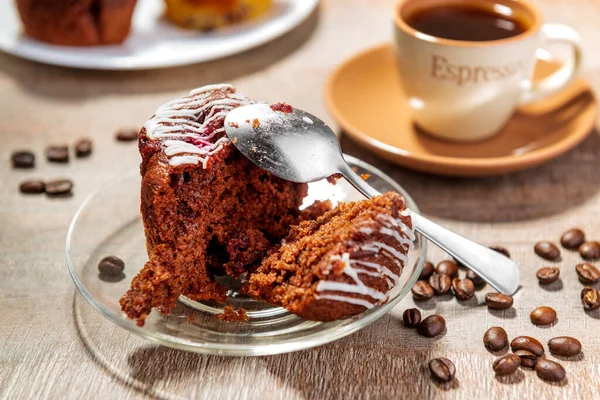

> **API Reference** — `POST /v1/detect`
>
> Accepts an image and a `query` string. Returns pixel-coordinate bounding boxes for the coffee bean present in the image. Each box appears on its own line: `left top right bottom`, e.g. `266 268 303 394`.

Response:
483 326 508 352
466 269 485 287
74 138 93 157
11 151 35 168
19 180 45 194
436 260 458 278
98 256 125 276
493 354 520 375
530 306 557 325
536 267 560 284
419 261 435 280
428 358 455 382
535 359 565 382
402 308 421 328
46 145 69 163
452 278 474 300
575 263 600 284
548 336 582 357
581 287 600 311
411 280 434 301
510 336 544 357
579 241 600 261
417 314 446 338
514 350 537 368
561 228 585 250
490 246 510 258
429 274 452 295
116 128 139 142
485 293 513 310
45 179 73 196
534 241 560 261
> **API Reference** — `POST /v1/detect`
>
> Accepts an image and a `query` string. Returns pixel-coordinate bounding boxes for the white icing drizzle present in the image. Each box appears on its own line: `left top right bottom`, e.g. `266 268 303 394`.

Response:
143 84 253 167
317 254 389 301
315 210 415 309
315 294 375 309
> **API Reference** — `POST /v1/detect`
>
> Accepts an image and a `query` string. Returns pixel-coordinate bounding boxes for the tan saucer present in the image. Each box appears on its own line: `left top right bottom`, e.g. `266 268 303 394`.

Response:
325 43 598 177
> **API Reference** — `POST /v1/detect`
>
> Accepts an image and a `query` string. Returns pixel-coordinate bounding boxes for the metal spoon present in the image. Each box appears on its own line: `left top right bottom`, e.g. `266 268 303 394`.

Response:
224 104 520 295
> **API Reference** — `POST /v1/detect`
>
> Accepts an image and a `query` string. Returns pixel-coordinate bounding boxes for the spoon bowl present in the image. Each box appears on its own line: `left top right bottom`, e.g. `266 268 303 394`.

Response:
224 104 342 183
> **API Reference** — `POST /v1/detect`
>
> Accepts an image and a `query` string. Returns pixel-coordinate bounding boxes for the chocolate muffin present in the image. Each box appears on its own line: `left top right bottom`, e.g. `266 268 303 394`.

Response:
120 84 328 326
15 0 137 46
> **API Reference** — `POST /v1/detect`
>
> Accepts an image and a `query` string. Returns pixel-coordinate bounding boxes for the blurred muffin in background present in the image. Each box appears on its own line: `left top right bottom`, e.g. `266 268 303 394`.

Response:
165 0 272 31
15 0 137 46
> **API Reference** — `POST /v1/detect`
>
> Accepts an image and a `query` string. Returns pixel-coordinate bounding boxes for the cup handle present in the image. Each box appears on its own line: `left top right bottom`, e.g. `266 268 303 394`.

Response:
519 23 583 105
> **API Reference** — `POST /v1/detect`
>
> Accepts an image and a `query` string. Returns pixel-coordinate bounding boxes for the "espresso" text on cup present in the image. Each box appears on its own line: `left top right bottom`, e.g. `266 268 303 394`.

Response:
432 55 525 86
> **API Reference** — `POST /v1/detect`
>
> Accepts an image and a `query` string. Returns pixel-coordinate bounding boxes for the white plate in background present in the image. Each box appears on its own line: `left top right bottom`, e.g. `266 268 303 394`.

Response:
0 0 318 70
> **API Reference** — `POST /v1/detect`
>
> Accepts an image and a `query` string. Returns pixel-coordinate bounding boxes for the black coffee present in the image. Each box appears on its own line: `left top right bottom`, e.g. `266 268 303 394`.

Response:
405 5 529 42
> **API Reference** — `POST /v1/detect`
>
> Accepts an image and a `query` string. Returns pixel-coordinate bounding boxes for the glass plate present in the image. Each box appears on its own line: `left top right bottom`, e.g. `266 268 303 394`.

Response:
66 155 426 356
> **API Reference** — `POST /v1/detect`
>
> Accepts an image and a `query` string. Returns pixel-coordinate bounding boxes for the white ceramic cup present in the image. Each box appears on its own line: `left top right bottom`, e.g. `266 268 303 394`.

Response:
394 0 583 142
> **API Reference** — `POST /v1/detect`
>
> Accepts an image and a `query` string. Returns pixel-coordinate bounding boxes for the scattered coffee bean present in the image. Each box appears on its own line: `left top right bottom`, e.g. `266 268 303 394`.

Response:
419 261 435 280
510 336 544 357
436 260 458 278
46 145 69 163
19 180 45 194
483 326 508 352
11 150 35 168
402 308 421 328
514 350 537 368
489 246 510 258
417 315 446 338
428 358 455 382
535 359 565 382
452 278 474 300
534 241 560 261
581 287 600 311
579 241 600 261
466 269 485 287
548 336 582 357
485 293 513 310
429 274 452 295
575 263 600 284
536 267 560 284
493 354 521 375
530 306 557 325
74 138 93 157
98 255 125 276
412 280 434 301
45 179 73 196
560 228 585 250
116 128 139 142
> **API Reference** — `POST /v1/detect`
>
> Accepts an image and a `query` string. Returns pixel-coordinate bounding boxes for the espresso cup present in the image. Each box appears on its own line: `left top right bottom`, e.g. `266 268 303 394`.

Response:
394 0 582 142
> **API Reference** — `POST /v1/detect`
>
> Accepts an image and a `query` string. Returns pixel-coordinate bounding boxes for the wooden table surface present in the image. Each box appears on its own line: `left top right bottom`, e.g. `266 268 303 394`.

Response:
2 0 600 398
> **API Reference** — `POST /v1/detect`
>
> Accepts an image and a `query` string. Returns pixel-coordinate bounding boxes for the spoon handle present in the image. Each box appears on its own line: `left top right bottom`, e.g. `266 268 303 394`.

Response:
339 164 520 295
411 214 520 295
339 162 381 198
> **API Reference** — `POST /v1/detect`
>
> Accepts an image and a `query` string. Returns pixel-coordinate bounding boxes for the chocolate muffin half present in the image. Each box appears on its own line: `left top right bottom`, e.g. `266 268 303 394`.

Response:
120 84 328 326
246 192 414 321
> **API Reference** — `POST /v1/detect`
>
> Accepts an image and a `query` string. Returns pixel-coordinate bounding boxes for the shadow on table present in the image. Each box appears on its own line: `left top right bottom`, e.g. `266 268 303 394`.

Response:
0 5 320 100
124 318 448 399
74 291 452 399
340 130 600 223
